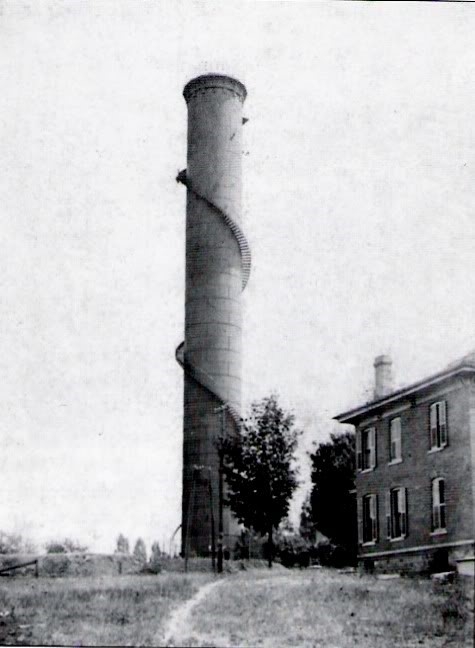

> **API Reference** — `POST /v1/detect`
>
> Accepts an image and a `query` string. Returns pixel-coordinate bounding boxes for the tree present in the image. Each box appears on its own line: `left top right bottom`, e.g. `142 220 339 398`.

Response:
150 541 161 562
148 541 162 572
221 394 301 567
115 533 130 554
63 538 88 553
306 430 357 562
0 531 36 554
133 538 147 564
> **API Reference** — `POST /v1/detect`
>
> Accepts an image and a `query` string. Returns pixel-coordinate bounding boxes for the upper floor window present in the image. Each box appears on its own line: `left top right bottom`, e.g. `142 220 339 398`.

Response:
386 487 407 540
362 494 378 544
432 478 446 533
357 427 376 471
389 417 402 463
430 401 447 450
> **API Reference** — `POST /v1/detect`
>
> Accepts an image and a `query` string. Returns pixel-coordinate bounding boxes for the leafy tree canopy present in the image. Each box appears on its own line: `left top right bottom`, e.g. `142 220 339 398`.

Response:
150 541 161 565
133 537 147 563
306 430 356 554
221 394 301 566
0 531 36 555
115 533 130 554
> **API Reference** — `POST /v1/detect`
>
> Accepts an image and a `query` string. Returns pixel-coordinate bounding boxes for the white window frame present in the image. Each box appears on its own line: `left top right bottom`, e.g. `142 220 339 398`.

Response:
362 494 378 545
431 478 446 534
358 427 376 472
429 401 448 451
389 417 402 464
386 487 407 541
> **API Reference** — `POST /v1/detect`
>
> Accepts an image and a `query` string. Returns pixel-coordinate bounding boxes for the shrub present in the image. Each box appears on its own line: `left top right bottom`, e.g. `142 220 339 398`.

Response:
276 534 311 568
46 542 67 554
45 538 88 554
313 541 356 568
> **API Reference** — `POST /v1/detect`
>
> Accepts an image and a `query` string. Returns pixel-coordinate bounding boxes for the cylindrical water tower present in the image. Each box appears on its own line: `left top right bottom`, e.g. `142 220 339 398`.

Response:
176 74 250 557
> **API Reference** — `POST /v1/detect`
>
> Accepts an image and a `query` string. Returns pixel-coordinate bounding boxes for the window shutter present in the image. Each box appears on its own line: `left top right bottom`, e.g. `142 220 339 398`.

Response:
396 419 402 460
399 488 407 537
439 480 446 529
431 479 437 530
372 494 378 541
390 422 394 461
357 496 363 545
440 401 447 446
386 491 391 539
439 478 445 504
430 404 437 448
390 418 401 461
356 431 362 471
370 428 377 469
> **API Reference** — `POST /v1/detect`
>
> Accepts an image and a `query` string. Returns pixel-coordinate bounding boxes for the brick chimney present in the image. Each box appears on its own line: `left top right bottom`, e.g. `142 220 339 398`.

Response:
374 355 393 399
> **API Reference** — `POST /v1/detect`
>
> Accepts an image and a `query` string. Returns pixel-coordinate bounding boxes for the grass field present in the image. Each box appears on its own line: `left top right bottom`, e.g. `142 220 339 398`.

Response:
0 568 472 646
0 572 213 646
180 569 473 647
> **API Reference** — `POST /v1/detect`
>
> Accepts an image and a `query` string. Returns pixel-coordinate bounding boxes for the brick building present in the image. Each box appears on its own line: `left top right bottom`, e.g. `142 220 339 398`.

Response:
335 353 475 575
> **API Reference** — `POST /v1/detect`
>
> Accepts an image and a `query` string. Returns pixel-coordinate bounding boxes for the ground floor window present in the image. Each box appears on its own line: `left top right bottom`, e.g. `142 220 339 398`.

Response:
362 494 378 543
386 487 407 539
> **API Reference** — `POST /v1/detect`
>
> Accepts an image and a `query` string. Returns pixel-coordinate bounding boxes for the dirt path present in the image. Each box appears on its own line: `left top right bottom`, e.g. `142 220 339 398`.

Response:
160 578 225 647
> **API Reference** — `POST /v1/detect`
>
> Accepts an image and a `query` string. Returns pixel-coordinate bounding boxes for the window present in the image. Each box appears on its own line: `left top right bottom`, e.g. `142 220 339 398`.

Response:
386 487 407 540
362 494 378 544
432 478 446 532
389 417 402 463
430 401 447 450
357 427 376 471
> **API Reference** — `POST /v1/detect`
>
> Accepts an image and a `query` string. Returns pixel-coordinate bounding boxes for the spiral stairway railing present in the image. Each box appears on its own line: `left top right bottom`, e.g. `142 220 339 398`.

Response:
175 168 250 427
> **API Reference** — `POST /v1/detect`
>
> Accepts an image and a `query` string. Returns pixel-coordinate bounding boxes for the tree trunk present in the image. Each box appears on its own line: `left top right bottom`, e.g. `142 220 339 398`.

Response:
268 525 273 569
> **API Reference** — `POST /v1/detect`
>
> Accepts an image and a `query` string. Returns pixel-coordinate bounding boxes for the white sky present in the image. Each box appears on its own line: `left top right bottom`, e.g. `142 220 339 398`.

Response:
1 1 474 554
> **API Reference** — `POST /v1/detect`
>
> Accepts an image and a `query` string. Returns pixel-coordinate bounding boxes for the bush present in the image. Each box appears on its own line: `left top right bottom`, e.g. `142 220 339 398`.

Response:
276 534 311 568
45 539 88 554
46 543 67 554
313 541 356 568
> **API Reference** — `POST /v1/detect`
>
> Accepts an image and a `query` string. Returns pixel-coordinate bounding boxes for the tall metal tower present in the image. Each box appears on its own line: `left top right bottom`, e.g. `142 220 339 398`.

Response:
176 74 250 556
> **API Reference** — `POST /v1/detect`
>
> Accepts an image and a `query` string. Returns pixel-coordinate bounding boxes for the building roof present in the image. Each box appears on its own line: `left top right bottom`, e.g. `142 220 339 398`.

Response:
334 350 475 425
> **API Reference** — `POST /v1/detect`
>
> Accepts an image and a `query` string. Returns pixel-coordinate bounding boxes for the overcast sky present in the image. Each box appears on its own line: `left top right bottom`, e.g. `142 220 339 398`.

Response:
1 1 474 553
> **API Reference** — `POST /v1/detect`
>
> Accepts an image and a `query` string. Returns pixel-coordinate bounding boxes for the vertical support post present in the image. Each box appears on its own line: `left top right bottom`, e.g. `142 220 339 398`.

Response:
184 470 196 573
208 470 216 572
217 405 226 574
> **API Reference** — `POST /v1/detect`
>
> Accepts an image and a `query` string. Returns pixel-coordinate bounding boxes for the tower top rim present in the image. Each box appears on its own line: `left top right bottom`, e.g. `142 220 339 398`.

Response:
183 74 247 103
